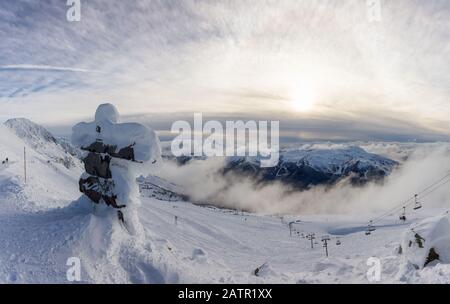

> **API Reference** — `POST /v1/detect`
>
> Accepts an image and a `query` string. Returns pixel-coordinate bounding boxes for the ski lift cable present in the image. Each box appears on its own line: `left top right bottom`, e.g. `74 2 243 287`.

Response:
367 173 450 226
369 172 450 225
370 177 450 225
378 173 450 217
290 173 450 242
418 178 450 201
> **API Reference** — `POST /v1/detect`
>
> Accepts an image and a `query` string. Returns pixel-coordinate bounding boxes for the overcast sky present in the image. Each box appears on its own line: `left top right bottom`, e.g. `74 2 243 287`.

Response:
1 0 449 141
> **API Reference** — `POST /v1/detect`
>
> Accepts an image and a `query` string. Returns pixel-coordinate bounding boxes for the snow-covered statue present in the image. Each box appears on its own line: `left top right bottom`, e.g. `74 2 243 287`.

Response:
72 103 161 234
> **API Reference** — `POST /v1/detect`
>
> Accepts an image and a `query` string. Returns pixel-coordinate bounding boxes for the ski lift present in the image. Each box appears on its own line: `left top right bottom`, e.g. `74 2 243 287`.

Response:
413 194 422 210
399 207 407 222
321 235 331 242
366 221 376 235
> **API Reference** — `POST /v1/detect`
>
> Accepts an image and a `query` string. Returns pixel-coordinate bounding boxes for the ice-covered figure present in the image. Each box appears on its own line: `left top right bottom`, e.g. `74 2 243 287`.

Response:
72 103 161 234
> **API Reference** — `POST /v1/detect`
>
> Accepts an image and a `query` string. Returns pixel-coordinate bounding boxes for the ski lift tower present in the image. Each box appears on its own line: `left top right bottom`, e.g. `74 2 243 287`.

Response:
306 233 316 249
288 222 296 237
321 235 331 257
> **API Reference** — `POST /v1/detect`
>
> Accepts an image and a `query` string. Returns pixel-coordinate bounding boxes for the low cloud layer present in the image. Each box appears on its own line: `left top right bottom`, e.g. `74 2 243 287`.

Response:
158 143 450 216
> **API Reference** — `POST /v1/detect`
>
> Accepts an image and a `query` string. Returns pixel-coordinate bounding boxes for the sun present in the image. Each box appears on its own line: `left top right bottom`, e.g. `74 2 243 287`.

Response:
290 82 317 112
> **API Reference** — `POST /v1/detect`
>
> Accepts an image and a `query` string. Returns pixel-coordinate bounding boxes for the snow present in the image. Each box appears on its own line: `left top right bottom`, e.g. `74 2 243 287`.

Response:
0 124 82 211
1 118 450 284
4 118 82 170
401 213 450 269
72 103 161 163
72 104 163 235
95 103 120 124
280 146 397 175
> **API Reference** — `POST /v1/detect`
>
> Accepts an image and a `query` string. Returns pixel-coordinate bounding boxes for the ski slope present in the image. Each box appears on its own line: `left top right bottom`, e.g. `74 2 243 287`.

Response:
139 199 450 283
1 123 450 283
2 187 450 283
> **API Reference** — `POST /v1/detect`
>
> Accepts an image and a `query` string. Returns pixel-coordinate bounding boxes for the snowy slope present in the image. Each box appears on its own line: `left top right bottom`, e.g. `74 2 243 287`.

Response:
137 175 187 202
138 199 450 284
4 118 82 169
1 123 450 283
0 124 82 210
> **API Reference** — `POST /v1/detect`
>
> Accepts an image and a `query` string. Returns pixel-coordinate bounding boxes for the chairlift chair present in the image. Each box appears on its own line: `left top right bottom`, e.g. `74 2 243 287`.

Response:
321 235 331 242
399 207 407 222
336 239 341 246
366 221 376 235
413 194 423 210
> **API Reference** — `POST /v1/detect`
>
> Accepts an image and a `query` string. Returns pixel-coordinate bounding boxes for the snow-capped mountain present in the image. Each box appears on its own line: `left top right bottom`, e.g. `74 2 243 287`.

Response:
4 118 81 169
169 146 398 189
223 146 398 188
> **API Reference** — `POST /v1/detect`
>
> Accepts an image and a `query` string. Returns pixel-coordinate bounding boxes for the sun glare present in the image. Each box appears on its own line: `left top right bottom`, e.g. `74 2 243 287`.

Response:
290 82 317 112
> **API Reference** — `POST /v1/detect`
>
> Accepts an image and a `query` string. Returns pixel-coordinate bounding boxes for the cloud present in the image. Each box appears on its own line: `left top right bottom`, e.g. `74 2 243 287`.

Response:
158 143 450 217
0 64 102 73
0 0 449 139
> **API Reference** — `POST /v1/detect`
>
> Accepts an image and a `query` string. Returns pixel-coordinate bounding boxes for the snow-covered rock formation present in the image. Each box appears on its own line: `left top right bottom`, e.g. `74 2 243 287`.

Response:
72 103 161 234
401 213 450 269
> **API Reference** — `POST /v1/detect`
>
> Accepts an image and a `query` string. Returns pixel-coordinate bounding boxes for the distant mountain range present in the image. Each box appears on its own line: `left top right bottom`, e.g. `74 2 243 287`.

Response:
223 147 398 189
163 146 398 190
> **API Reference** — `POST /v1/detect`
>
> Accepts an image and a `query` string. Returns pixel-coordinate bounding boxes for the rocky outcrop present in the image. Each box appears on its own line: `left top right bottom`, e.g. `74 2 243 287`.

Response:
401 213 450 269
